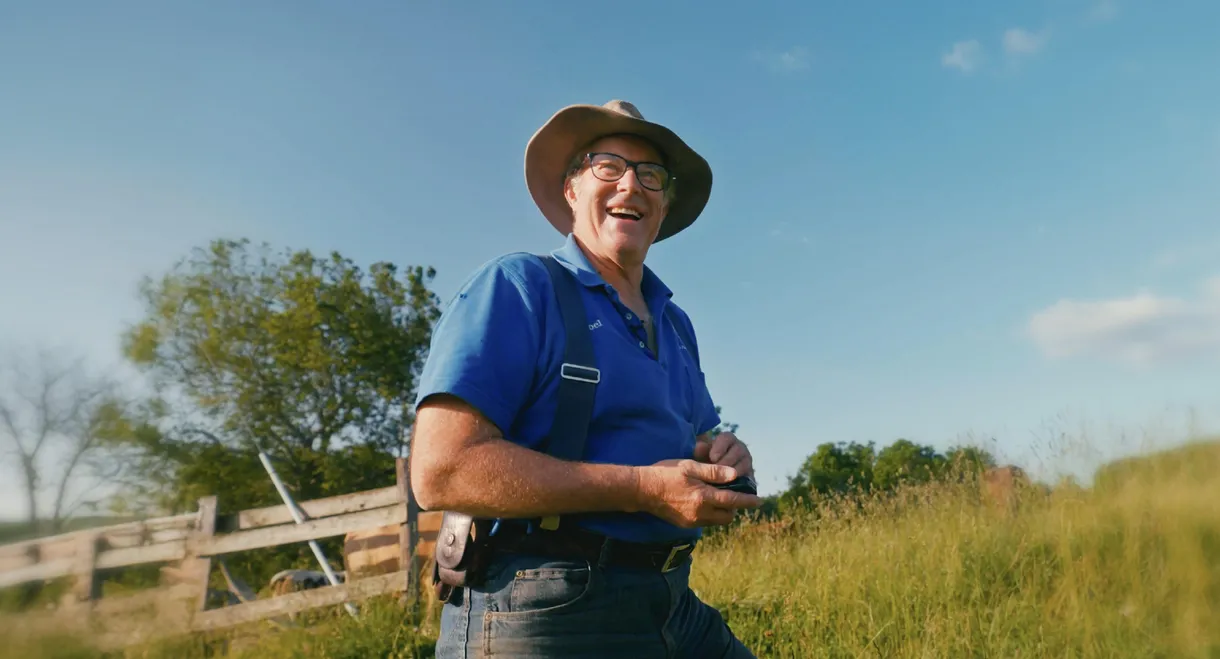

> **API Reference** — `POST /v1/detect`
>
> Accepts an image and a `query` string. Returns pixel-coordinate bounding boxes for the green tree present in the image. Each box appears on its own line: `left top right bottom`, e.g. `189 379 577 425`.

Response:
872 438 946 490
943 444 998 481
108 238 442 517
777 438 1001 512
782 441 877 506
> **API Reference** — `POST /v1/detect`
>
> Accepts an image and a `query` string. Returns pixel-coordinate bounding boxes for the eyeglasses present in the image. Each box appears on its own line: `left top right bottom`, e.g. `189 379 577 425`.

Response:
582 152 672 192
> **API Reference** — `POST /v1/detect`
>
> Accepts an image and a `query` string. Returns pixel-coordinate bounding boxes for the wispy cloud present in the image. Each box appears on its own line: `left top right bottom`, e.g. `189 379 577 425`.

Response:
753 47 811 74
1027 277 1220 366
1002 27 1050 56
941 40 984 74
943 27 1050 76
944 3 1117 75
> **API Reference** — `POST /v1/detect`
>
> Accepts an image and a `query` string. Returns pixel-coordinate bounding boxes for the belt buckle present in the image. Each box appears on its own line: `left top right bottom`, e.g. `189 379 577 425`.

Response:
660 543 692 573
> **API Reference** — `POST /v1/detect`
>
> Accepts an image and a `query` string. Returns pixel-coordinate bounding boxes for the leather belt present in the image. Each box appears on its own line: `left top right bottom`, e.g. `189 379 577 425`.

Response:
490 525 698 574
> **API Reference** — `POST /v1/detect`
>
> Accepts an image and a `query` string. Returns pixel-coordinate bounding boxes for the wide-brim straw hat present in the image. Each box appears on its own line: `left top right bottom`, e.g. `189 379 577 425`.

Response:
524 100 713 243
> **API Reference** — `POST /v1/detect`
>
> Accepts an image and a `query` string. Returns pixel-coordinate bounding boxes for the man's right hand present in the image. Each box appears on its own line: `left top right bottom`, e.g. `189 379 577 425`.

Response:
636 459 763 528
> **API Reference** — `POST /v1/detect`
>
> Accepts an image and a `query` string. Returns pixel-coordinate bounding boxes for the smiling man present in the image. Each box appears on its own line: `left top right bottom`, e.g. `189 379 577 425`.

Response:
409 100 762 658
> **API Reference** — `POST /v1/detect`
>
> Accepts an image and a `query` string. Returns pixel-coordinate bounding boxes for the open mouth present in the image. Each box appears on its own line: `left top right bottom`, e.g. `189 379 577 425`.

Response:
606 206 643 221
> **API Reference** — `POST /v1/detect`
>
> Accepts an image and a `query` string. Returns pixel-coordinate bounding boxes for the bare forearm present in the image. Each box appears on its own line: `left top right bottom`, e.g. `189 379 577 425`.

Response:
413 435 643 518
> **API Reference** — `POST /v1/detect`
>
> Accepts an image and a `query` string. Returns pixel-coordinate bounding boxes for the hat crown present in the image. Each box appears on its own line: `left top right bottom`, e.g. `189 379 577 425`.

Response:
603 99 644 120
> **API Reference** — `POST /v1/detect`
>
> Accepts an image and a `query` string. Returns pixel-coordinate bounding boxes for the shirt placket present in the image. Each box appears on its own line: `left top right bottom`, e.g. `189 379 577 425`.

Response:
604 288 657 360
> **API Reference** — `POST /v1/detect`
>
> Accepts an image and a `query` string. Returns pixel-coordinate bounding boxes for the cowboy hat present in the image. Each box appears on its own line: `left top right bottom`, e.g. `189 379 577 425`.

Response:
524 100 713 243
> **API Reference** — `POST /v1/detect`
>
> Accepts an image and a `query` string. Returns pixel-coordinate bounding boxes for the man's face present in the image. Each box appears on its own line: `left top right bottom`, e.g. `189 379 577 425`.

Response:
565 134 670 262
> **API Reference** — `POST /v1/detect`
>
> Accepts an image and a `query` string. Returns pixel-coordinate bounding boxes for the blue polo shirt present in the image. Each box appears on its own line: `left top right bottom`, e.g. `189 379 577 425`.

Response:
414 233 721 544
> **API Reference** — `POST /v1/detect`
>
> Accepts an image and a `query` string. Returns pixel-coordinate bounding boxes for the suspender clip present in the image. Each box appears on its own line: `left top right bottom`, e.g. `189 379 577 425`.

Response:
560 363 600 384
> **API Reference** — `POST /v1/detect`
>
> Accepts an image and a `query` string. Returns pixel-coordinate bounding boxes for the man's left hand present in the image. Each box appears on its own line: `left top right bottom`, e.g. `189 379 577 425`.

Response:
693 431 753 478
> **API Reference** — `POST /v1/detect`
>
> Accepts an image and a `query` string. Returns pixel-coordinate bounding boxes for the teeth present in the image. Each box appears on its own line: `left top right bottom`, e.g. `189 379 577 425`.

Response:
608 207 641 218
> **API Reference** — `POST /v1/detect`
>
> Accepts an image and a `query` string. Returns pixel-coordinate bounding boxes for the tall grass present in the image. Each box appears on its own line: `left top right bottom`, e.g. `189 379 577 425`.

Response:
8 440 1220 658
693 439 1220 658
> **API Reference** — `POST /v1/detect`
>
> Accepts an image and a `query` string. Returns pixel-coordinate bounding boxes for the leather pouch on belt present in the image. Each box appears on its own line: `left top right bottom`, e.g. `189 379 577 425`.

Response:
433 511 495 598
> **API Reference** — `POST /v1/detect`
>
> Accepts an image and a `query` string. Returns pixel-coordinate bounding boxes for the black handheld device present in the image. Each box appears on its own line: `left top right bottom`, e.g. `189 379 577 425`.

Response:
714 474 757 496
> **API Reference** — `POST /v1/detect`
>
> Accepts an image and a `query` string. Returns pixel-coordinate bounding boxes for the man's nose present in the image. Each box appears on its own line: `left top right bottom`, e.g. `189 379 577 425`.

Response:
616 168 644 194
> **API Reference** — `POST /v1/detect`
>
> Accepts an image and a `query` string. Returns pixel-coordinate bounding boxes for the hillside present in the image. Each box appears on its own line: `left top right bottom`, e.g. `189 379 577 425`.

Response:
7 439 1220 658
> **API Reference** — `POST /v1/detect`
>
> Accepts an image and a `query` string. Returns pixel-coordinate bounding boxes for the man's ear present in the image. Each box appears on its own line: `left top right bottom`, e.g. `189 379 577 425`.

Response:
564 177 578 209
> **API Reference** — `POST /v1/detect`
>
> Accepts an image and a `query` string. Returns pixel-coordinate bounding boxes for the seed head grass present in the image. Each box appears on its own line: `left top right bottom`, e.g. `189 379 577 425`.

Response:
6 440 1219 658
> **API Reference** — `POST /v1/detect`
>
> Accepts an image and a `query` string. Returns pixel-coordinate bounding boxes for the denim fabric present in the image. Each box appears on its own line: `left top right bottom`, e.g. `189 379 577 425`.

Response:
434 551 755 658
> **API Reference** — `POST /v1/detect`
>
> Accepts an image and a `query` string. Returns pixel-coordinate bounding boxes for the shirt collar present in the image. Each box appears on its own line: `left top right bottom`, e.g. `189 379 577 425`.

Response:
549 232 673 301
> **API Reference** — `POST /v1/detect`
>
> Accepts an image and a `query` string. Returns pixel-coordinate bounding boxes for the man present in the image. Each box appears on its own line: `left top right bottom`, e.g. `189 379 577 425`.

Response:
409 100 762 658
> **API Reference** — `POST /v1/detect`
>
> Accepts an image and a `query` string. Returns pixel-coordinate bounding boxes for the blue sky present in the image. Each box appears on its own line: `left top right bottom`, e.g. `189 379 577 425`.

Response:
2 0 1219 520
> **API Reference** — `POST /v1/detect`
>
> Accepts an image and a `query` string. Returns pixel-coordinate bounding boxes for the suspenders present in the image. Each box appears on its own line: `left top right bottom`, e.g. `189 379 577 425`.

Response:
433 255 599 599
534 255 600 531
534 255 698 529
432 253 696 601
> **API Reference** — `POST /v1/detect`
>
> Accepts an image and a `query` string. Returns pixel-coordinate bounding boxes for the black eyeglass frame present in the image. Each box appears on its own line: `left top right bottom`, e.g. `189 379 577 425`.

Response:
580 152 673 192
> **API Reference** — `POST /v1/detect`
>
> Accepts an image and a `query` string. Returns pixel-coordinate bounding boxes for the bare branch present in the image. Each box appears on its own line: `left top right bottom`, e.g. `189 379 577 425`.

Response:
0 347 127 529
180 426 226 446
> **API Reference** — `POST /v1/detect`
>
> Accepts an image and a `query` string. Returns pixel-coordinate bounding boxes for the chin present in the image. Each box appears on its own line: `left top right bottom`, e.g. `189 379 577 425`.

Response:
605 228 654 253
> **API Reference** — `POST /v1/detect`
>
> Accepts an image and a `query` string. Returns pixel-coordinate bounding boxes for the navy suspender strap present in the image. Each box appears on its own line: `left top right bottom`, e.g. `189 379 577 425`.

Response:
535 255 600 531
526 258 697 530
431 256 600 599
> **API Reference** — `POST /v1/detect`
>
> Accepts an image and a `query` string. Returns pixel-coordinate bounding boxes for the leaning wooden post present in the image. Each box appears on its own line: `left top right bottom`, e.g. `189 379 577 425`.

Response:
190 496 219 613
63 530 101 611
395 457 419 609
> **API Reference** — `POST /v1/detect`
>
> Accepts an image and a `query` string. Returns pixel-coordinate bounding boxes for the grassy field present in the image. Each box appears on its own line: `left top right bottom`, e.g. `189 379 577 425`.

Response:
7 440 1220 658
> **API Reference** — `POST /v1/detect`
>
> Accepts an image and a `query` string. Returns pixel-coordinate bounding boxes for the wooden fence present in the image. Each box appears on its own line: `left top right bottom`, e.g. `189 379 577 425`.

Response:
0 458 443 650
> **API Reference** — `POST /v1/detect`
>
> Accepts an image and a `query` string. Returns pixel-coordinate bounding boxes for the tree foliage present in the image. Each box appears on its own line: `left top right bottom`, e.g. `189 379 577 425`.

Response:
873 439 944 490
785 441 877 504
106 239 442 517
776 438 1000 512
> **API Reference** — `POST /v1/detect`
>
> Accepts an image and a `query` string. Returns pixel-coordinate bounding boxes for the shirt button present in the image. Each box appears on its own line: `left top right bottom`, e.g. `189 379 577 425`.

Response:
639 341 646 348
625 313 633 320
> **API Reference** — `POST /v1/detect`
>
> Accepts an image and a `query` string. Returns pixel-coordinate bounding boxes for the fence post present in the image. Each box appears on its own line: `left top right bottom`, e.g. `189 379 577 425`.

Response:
189 496 219 613
395 457 419 608
63 531 101 609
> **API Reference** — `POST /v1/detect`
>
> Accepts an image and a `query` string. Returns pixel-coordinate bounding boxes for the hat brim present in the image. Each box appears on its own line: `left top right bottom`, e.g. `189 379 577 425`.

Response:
524 105 712 243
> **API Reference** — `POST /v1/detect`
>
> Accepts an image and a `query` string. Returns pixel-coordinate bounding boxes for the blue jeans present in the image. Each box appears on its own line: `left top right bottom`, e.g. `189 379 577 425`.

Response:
434 550 756 658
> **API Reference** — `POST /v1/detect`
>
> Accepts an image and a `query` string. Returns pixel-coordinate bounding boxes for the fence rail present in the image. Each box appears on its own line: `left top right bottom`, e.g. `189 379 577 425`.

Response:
0 457 442 651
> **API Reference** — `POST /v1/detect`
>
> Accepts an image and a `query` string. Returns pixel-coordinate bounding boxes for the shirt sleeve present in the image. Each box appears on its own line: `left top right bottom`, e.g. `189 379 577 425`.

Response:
693 370 721 437
414 255 542 437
